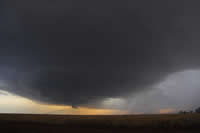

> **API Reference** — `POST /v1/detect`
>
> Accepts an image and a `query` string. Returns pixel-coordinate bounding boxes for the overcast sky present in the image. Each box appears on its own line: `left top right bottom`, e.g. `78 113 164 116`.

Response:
0 0 200 114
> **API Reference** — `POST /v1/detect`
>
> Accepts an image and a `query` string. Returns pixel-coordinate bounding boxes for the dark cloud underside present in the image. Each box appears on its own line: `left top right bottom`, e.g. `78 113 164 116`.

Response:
1 0 200 106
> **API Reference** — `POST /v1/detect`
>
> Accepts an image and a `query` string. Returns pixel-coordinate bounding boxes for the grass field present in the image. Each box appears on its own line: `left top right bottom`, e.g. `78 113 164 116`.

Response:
0 114 200 133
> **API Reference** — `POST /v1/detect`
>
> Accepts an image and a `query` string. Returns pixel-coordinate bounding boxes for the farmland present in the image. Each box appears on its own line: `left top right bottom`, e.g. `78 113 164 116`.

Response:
0 114 200 133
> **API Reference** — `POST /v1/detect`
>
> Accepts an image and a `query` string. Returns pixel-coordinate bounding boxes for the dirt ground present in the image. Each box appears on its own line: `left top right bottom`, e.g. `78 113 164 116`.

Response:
0 114 200 133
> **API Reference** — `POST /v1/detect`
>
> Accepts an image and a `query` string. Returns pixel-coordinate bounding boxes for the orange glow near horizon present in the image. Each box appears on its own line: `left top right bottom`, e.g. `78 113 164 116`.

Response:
159 108 176 114
0 90 128 115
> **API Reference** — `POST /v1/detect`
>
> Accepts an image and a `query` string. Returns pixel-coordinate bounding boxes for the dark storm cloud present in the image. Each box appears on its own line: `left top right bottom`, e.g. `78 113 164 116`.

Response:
1 0 200 106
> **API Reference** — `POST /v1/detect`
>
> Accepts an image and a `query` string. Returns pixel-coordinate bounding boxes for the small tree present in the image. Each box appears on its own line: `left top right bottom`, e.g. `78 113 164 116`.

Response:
195 107 200 113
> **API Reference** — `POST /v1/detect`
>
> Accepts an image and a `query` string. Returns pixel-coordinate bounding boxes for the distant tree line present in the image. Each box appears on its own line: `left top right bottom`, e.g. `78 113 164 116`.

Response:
179 107 200 114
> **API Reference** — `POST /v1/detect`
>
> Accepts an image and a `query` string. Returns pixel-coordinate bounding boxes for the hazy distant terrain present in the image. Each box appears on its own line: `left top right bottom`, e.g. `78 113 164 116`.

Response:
0 114 200 133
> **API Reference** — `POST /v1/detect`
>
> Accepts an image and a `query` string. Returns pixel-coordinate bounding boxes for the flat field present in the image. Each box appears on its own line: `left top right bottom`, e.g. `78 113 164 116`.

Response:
0 114 200 133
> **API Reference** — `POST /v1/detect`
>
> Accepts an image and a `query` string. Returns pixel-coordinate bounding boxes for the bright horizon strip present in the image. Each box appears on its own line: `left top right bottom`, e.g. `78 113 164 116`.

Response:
0 90 128 115
159 108 176 114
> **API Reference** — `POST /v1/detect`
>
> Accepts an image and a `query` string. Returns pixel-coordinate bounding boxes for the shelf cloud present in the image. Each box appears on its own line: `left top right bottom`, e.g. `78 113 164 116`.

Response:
1 0 200 111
